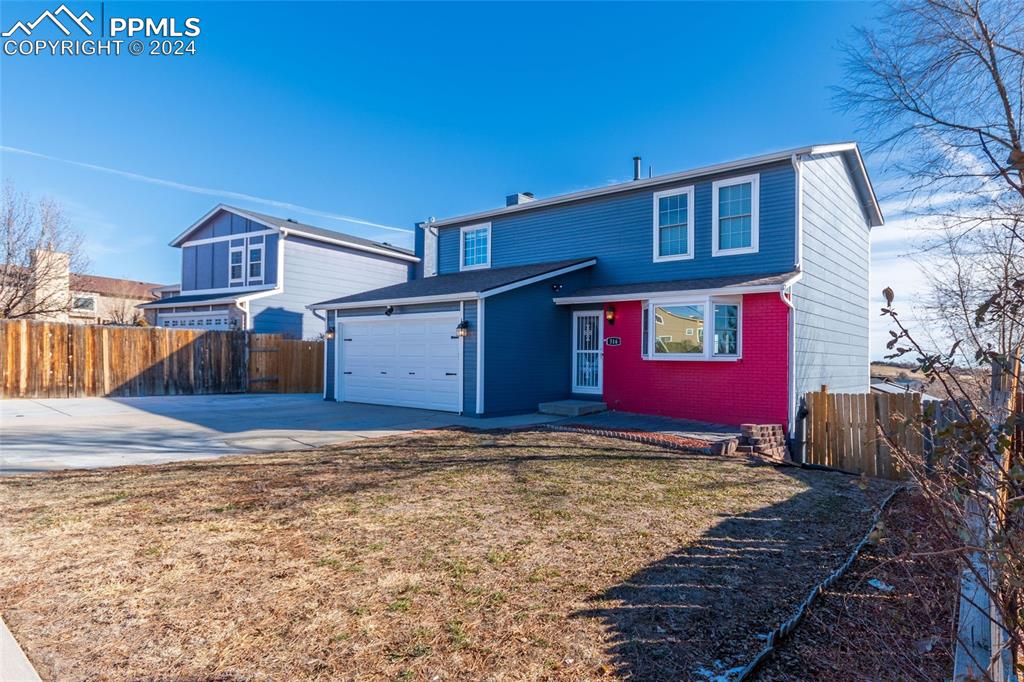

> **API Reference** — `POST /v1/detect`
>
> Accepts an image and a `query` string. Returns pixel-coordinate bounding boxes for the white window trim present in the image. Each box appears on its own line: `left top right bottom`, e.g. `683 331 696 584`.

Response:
711 173 760 257
459 222 491 271
71 294 98 312
652 186 695 262
644 295 742 361
229 245 245 284
246 243 264 282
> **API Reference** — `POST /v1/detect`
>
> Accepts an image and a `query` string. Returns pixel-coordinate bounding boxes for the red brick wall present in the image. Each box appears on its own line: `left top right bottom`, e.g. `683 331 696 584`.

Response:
600 294 789 426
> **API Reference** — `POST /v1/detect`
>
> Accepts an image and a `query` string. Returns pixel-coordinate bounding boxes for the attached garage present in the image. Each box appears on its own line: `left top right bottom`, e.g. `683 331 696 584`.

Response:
336 313 462 412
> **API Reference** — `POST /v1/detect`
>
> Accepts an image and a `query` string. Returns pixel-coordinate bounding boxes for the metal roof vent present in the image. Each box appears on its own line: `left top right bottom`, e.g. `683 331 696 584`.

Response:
506 192 535 207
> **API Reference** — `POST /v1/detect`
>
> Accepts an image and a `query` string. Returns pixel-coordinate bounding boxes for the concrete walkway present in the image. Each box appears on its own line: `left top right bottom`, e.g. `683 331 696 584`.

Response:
0 394 560 474
1 616 40 682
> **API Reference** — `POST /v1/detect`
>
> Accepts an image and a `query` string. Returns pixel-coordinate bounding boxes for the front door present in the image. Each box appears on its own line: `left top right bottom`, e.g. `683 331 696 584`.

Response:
572 311 603 394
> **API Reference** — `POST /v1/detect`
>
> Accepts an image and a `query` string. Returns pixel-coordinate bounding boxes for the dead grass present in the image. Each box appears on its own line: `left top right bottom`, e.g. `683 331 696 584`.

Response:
0 429 892 681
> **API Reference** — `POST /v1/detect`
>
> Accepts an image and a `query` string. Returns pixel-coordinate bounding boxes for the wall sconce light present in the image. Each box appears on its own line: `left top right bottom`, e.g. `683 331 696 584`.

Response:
551 283 563 293
456 320 470 338
384 305 394 316
324 327 336 340
605 305 616 325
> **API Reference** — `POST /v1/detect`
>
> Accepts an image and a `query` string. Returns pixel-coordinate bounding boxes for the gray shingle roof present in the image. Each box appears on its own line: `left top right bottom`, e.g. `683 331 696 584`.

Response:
138 291 257 308
311 257 597 308
232 207 415 257
557 271 800 299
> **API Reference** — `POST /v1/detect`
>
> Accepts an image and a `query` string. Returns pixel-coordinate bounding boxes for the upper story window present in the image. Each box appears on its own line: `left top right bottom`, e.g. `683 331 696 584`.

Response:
712 174 760 256
229 246 244 283
72 295 96 312
642 296 741 360
652 187 694 262
248 244 264 281
460 223 491 270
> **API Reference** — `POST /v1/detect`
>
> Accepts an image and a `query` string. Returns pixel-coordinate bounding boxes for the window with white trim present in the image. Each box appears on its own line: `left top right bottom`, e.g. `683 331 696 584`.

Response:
72 295 96 312
712 174 759 256
248 244 264 281
460 223 490 270
229 246 244 283
642 296 741 360
652 187 694 261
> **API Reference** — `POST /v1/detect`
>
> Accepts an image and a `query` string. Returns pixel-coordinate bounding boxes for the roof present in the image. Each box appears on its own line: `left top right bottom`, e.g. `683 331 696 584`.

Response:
552 271 801 304
69 274 163 300
429 143 883 229
137 290 269 309
169 204 419 262
310 257 597 310
871 381 941 403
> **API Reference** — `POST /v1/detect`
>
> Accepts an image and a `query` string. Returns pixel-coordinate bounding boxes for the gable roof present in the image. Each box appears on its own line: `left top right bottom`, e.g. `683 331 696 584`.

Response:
310 257 596 310
70 274 164 300
429 143 883 229
170 204 419 262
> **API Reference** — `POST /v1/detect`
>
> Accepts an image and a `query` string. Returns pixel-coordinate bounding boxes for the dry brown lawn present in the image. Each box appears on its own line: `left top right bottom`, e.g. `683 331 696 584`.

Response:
0 429 892 681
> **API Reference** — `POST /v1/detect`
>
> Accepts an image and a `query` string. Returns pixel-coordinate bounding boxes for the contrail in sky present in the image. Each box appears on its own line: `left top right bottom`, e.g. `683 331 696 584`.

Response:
0 145 412 233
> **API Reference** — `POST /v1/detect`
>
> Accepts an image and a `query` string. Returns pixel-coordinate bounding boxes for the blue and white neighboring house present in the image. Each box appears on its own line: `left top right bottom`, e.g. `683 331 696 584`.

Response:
310 144 883 436
140 205 419 339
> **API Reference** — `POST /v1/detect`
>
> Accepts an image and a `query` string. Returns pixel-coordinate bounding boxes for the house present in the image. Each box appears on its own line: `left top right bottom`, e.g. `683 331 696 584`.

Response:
871 380 941 403
311 143 882 436
139 205 419 338
3 249 164 324
69 273 164 325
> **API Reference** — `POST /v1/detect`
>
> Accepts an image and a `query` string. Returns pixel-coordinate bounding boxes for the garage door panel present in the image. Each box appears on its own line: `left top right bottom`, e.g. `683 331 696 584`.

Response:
339 315 461 412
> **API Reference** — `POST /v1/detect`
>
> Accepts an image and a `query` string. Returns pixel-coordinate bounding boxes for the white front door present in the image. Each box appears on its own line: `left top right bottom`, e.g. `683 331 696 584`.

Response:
572 311 603 394
337 314 462 412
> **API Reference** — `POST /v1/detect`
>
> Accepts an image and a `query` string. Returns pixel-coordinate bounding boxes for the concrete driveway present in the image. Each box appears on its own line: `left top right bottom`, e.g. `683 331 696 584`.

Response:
0 394 559 474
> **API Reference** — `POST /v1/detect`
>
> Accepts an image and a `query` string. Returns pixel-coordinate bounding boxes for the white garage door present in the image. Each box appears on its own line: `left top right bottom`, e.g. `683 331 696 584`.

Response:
338 314 461 412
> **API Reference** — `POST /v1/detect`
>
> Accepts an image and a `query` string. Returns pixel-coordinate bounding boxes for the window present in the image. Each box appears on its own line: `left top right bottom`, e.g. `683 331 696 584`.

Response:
229 247 244 283
460 223 490 270
712 174 759 256
643 297 742 360
652 187 694 261
72 295 96 311
248 245 263 280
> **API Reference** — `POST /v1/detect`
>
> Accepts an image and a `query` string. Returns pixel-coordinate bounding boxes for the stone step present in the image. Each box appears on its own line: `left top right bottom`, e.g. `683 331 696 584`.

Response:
538 400 608 417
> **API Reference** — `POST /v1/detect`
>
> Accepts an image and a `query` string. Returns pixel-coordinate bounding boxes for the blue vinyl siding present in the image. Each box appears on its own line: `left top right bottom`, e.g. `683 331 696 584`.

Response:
436 161 796 286
181 233 279 292
793 152 871 398
187 209 269 240
462 301 477 414
481 267 591 415
324 309 336 399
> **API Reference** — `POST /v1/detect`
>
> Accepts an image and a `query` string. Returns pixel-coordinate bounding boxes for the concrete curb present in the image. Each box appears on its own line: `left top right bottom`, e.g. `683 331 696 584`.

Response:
1 615 41 682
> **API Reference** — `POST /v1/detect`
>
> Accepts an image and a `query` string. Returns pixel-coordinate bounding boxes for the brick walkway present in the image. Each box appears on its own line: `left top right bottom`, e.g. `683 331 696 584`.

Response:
547 410 743 456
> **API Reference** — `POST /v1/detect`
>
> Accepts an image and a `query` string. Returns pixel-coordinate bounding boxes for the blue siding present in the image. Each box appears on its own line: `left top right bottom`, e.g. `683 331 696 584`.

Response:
324 309 337 399
437 161 796 287
187 209 268 241
462 301 477 414
793 152 871 400
482 267 591 415
181 234 279 292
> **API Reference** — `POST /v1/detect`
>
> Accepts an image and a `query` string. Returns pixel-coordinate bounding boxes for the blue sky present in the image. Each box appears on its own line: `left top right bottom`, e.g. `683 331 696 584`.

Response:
1 1 918 357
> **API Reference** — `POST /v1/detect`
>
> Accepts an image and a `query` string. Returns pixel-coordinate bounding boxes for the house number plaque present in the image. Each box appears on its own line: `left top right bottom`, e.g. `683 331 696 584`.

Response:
605 337 621 346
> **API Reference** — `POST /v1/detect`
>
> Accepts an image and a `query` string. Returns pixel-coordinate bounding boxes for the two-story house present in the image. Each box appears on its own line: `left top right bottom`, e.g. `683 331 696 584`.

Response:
140 204 419 339
310 144 882 436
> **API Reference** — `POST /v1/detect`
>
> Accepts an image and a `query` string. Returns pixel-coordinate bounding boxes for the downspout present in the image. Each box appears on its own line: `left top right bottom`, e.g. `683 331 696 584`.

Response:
788 153 805 458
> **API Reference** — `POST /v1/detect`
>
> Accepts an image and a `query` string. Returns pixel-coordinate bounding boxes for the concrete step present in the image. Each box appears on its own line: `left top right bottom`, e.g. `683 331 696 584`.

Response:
538 400 607 417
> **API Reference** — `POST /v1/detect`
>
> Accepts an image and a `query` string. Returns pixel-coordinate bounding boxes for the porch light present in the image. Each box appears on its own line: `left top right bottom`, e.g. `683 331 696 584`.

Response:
605 305 616 325
456 320 470 338
324 327 336 340
384 305 394 316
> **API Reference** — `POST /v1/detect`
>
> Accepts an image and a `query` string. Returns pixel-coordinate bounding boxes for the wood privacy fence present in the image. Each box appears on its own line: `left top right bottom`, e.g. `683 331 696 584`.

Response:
803 386 924 480
0 319 323 399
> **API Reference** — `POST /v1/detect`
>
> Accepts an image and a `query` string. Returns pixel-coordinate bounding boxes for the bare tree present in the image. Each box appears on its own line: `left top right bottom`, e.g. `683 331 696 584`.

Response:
843 0 1024 676
106 294 148 326
0 182 88 319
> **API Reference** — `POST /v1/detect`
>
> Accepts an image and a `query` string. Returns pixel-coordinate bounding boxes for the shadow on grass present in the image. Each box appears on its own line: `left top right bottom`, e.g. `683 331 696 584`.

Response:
573 471 875 681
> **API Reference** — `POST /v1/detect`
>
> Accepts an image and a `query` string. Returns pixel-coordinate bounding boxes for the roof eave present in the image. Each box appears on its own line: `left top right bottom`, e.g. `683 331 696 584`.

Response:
553 271 801 305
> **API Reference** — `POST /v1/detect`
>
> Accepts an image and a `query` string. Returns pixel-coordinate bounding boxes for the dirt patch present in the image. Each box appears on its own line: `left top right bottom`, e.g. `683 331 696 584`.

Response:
0 429 892 680
753 490 959 682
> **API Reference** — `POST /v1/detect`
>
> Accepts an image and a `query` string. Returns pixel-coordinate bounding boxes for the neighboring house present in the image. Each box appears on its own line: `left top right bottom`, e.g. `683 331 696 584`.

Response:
871 380 941 403
312 143 882 436
139 205 419 338
69 273 163 325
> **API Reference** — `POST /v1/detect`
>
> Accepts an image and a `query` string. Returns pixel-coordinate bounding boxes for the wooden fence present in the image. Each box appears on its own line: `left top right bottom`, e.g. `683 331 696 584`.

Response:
0 319 323 399
803 386 924 480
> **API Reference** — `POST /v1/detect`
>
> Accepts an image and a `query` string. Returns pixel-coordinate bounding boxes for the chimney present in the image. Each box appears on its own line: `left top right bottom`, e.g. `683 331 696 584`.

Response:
633 156 642 181
506 192 535 207
29 249 70 321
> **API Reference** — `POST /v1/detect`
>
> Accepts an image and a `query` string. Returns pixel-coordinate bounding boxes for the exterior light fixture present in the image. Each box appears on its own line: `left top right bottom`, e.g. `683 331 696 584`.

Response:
384 305 394 316
456 320 470 338
605 305 616 325
324 327 336 340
